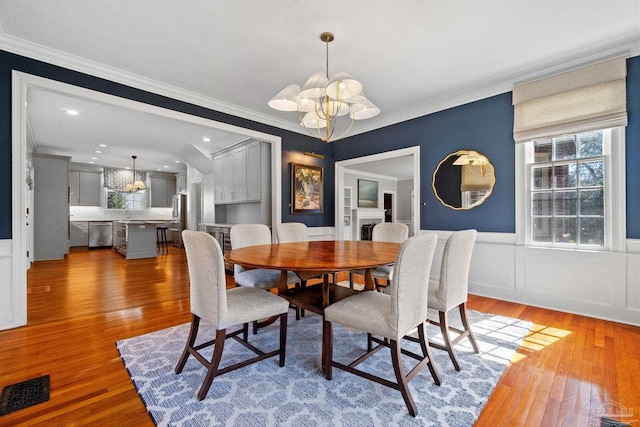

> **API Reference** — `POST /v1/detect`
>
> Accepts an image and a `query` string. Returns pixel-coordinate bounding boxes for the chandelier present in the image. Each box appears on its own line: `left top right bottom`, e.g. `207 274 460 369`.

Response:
125 155 146 192
268 32 380 143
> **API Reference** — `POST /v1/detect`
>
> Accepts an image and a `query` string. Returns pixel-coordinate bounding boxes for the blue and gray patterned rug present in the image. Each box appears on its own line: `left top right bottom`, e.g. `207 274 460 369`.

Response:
117 309 531 426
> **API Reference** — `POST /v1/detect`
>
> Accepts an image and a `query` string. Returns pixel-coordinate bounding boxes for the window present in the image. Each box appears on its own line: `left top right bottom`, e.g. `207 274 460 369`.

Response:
106 189 147 210
518 127 625 251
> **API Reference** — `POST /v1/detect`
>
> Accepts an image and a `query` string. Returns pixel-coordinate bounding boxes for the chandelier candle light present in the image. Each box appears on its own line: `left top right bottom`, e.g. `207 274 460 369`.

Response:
125 155 146 192
268 32 380 142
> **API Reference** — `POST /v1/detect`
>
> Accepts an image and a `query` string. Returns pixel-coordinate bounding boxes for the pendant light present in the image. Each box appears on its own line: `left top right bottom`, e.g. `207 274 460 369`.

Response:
125 155 146 192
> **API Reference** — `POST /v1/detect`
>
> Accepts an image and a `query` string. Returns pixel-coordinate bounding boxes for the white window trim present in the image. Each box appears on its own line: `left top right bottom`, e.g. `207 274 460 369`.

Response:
515 127 626 252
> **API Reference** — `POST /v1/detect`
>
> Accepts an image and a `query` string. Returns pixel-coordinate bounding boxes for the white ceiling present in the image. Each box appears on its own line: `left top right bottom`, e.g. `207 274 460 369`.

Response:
1 1 639 176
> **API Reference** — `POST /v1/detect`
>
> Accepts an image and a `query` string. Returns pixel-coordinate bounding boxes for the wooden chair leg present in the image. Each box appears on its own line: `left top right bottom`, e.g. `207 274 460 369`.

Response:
349 272 355 289
324 320 333 379
417 322 441 385
390 339 417 417
459 302 480 353
197 328 226 400
242 322 248 342
175 314 200 374
439 311 461 371
279 313 287 367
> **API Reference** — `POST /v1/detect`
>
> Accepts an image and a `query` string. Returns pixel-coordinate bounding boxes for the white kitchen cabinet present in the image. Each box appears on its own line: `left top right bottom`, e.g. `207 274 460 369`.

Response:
213 154 224 202
150 175 176 208
69 171 101 206
212 139 262 204
246 140 261 201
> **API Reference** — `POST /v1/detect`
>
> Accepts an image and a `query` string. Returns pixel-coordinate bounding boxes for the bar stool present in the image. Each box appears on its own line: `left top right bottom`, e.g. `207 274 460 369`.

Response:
157 226 169 254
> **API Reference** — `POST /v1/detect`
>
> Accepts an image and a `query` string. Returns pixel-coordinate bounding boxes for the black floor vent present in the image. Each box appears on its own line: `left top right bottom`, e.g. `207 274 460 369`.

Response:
0 375 50 416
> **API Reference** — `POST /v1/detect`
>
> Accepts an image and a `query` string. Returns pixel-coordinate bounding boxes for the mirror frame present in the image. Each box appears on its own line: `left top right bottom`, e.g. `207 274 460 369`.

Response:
432 149 496 210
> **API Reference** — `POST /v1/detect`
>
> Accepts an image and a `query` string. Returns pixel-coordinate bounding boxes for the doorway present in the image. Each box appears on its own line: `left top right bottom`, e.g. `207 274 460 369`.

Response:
383 191 395 222
334 146 420 239
9 71 283 330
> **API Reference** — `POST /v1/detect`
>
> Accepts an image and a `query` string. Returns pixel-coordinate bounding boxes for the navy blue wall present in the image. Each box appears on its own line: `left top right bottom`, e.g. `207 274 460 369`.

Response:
1 50 639 238
333 93 515 233
333 56 640 238
0 50 334 238
626 56 640 239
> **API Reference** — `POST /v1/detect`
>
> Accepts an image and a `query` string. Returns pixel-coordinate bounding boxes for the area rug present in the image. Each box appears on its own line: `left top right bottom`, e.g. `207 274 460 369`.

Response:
117 310 531 427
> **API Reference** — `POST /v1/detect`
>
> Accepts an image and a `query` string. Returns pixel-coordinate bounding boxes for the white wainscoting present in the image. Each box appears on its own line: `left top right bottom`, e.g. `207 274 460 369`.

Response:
0 239 22 330
423 230 640 327
307 227 336 241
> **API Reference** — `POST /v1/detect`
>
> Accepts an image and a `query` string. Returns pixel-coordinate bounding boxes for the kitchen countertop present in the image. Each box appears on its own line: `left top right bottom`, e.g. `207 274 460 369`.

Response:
199 223 236 228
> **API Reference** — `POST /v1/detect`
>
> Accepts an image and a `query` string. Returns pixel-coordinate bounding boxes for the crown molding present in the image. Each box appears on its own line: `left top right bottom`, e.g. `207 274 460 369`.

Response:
2 31 638 142
0 32 305 135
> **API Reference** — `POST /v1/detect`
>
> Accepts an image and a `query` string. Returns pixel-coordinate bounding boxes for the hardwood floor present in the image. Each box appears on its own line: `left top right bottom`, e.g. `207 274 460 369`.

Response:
0 246 638 426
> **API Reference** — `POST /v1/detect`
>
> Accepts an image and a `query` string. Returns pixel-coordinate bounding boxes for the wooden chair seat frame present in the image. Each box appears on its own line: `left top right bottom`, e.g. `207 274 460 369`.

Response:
324 321 441 417
175 312 287 400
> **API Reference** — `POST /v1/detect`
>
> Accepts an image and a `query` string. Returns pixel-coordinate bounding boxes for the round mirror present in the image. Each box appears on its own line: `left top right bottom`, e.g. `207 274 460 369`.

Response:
432 150 495 210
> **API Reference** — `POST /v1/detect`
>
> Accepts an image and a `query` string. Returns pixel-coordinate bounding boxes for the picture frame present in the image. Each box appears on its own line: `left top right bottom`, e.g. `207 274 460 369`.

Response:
291 163 323 214
358 179 379 208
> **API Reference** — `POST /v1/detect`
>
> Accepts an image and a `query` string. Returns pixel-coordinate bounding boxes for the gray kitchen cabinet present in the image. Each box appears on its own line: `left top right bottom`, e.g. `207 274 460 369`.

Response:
212 139 262 204
69 221 89 247
33 153 70 260
150 175 176 208
69 171 102 206
232 145 247 201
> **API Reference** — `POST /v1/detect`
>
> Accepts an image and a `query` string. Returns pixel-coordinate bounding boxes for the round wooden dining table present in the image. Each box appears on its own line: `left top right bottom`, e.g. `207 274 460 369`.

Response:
225 240 401 311
225 240 402 366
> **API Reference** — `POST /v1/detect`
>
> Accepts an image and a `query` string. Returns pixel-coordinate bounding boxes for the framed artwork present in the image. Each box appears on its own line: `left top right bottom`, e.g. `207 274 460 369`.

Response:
358 179 379 208
291 163 323 214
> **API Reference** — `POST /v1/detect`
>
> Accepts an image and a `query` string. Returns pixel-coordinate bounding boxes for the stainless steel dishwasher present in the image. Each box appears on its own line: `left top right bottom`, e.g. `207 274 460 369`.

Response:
88 221 113 248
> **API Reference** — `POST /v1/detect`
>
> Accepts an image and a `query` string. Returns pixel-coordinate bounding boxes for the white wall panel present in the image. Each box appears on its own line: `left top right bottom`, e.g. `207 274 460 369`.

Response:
0 240 20 330
426 230 639 326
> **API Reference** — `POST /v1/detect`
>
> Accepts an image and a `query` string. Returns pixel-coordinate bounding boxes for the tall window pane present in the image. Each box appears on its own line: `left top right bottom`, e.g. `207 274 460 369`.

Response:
530 130 607 247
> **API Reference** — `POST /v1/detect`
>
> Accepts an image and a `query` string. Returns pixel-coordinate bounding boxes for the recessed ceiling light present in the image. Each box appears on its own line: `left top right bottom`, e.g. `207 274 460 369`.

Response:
202 137 210 142
66 109 79 116
98 144 107 147
174 160 180 163
88 161 95 164
163 165 169 168
157 168 162 171
94 150 102 154
91 156 98 160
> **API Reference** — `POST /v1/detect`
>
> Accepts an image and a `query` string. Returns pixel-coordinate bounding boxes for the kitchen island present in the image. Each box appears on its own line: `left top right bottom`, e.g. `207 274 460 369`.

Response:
113 221 169 259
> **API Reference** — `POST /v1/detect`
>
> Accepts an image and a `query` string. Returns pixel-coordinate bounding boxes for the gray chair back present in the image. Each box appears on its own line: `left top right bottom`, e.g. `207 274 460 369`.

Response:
435 229 477 309
276 222 308 243
182 230 227 328
387 233 438 337
372 222 409 243
230 224 272 276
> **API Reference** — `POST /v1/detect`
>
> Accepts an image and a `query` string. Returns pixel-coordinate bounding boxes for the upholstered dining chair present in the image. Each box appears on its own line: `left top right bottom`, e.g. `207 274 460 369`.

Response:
175 231 289 401
230 224 302 326
425 229 480 371
349 222 409 290
276 222 335 293
324 233 441 417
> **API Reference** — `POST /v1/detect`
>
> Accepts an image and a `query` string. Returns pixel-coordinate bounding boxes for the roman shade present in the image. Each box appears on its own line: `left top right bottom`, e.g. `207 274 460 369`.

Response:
103 167 147 191
512 57 627 143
